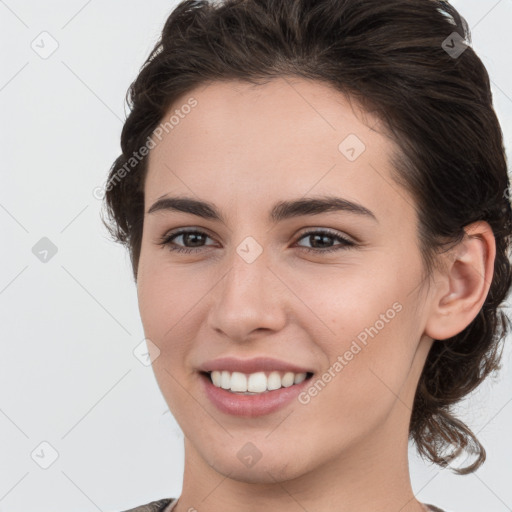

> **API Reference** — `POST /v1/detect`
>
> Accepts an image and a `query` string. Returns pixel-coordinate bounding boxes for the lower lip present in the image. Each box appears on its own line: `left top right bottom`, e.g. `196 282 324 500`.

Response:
200 372 313 417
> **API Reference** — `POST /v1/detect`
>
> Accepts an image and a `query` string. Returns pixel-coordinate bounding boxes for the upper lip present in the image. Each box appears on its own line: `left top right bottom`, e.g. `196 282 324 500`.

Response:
198 356 314 375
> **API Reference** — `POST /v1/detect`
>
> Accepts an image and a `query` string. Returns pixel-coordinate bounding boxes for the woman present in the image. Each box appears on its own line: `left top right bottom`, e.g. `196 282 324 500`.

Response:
102 0 512 511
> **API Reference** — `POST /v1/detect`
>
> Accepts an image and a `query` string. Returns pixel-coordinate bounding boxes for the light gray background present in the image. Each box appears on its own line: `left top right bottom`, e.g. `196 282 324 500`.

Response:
0 1 511 511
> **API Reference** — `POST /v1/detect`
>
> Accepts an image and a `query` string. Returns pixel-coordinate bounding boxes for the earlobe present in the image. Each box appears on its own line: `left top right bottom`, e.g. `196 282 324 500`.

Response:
424 221 496 341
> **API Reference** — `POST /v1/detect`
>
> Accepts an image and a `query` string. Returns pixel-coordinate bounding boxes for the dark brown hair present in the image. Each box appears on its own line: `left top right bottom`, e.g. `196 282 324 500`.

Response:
102 0 512 474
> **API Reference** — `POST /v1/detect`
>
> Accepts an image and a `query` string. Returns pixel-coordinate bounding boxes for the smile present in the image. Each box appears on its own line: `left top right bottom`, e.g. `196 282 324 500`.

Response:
207 370 311 394
199 371 314 417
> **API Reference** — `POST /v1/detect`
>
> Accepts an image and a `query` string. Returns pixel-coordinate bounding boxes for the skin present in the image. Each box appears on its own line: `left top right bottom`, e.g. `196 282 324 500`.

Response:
136 77 495 512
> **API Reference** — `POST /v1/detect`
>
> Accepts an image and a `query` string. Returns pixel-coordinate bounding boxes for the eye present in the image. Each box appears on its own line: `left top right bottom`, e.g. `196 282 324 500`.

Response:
295 229 356 253
157 228 356 254
157 228 216 254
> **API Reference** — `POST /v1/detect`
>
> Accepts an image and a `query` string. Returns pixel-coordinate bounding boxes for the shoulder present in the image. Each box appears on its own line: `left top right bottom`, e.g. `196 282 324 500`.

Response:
120 497 177 512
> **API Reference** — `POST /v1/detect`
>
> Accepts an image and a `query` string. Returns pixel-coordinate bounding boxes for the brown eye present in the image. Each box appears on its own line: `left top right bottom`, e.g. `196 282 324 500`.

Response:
295 229 355 253
157 228 356 255
158 229 215 254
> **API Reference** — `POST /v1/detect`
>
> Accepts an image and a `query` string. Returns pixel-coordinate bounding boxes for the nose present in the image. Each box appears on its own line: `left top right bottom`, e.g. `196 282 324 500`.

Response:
206 248 289 342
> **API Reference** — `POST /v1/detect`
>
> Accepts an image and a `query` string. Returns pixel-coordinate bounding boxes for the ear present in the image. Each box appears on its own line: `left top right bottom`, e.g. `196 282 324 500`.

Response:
424 221 496 341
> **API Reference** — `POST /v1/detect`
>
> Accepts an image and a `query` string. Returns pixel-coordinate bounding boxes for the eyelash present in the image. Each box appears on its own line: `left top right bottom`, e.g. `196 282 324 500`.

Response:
157 228 356 254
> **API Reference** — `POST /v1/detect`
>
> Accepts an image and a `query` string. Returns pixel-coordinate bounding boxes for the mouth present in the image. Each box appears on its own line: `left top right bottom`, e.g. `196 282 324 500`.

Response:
199 370 315 417
200 370 314 395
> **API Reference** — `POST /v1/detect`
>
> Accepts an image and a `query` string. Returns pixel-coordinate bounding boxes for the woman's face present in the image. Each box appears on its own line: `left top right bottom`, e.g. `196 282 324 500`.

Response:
137 77 437 483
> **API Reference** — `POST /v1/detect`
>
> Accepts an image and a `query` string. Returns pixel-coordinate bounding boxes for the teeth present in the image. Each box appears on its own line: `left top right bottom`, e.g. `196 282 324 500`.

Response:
209 370 308 394
248 372 267 392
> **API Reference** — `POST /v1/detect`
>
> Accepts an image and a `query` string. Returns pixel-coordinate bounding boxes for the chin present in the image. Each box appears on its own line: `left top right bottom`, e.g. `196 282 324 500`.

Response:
202 446 308 484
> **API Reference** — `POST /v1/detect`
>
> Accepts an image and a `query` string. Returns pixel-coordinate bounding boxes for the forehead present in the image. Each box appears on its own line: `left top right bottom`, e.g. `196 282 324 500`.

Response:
145 77 413 227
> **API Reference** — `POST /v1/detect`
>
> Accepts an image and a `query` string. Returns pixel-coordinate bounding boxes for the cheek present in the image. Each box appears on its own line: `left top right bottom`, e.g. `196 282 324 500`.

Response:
292 268 416 410
288 261 401 339
136 259 219 402
137 263 198 409
137 257 208 340
299 307 415 447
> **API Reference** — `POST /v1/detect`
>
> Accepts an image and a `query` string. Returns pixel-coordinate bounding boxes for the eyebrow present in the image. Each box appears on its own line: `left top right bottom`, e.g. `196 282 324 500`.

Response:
147 194 378 224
